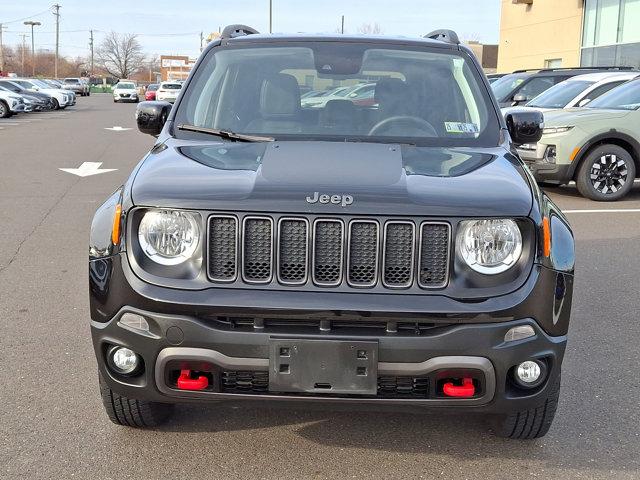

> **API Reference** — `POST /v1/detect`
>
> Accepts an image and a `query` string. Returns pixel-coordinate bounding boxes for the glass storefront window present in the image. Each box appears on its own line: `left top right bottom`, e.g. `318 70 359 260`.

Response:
621 0 640 43
596 0 621 45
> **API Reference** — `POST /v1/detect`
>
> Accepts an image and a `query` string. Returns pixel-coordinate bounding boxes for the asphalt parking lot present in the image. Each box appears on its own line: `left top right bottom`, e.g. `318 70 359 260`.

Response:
1 95 639 480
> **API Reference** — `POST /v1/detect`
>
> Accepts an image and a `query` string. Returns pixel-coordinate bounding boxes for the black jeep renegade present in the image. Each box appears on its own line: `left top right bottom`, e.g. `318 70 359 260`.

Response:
89 26 574 439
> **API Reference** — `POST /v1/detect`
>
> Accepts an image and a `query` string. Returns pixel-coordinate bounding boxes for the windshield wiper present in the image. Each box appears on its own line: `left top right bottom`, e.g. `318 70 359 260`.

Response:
177 124 274 142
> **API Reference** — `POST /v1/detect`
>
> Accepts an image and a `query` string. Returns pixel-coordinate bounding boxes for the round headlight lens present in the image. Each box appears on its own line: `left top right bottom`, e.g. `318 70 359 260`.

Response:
138 210 199 265
456 219 522 274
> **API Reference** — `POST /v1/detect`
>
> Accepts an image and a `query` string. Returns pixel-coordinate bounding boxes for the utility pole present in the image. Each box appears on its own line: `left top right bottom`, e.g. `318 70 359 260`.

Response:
269 0 273 33
341 15 345 34
52 4 61 79
0 23 7 73
20 34 29 76
89 30 94 77
200 31 204 51
24 21 41 76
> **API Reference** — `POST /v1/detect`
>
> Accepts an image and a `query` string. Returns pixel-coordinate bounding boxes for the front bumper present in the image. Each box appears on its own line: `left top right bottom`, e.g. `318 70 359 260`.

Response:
114 94 139 102
9 102 26 113
91 253 572 412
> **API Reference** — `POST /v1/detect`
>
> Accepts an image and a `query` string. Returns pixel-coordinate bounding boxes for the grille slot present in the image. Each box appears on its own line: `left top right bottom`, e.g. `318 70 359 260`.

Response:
418 223 451 288
242 217 273 283
208 216 238 281
377 376 429 398
222 371 269 394
313 220 344 286
277 218 309 284
347 221 379 287
383 222 415 288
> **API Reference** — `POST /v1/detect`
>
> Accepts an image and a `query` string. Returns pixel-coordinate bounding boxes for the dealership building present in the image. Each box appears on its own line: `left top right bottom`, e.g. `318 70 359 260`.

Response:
498 0 640 72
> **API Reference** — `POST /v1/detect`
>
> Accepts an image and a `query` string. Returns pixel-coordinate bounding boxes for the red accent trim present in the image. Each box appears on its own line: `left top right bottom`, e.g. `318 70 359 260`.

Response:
177 369 209 391
442 378 475 398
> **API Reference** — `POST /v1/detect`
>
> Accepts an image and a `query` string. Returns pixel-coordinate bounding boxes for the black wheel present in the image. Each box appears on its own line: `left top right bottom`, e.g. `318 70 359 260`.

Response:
52 98 60 110
0 100 11 118
99 374 173 427
492 376 560 439
576 144 636 201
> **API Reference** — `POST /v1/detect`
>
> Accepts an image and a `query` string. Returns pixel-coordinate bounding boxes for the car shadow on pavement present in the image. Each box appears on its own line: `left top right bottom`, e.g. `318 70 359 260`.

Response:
156 400 636 475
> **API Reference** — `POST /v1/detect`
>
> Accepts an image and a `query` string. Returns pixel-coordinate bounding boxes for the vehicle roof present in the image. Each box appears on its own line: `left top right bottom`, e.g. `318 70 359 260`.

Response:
563 71 640 82
221 33 459 50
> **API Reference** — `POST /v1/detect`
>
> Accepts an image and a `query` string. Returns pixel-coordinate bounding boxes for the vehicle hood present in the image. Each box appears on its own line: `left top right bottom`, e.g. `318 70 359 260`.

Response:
131 139 533 217
0 91 21 101
543 107 632 126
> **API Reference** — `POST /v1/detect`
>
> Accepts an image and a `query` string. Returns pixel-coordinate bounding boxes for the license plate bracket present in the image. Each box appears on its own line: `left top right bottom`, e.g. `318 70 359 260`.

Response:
268 339 378 395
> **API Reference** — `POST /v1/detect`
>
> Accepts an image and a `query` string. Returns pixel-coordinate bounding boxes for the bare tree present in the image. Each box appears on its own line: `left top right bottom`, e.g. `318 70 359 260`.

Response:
96 31 145 79
357 23 383 35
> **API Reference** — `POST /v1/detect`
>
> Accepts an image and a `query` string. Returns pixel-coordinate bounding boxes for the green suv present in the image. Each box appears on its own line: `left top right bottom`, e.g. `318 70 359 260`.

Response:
517 77 640 201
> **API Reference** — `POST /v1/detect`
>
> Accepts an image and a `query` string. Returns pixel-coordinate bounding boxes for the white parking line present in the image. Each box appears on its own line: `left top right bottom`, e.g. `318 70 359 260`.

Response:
563 209 640 213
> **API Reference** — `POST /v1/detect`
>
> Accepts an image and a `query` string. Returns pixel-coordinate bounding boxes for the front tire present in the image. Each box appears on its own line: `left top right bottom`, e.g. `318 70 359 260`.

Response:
52 98 60 110
492 377 560 439
99 374 173 427
0 100 11 118
576 144 636 201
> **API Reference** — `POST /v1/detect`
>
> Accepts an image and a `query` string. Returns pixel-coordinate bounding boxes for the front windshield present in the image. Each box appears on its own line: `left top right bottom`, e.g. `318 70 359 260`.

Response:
117 83 135 90
491 73 530 100
162 83 181 89
588 79 640 110
527 80 594 108
33 80 51 88
176 42 499 147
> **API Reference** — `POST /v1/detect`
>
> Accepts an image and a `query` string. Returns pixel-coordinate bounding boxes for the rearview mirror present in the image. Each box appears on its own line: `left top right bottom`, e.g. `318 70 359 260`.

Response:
512 93 527 105
135 101 172 136
505 109 544 146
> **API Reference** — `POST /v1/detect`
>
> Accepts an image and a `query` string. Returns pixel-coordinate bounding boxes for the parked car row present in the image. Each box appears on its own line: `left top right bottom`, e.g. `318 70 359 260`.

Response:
113 81 184 104
0 77 79 117
494 70 640 201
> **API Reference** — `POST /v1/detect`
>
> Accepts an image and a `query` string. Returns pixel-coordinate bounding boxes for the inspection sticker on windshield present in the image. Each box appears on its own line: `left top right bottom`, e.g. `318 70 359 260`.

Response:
445 122 479 134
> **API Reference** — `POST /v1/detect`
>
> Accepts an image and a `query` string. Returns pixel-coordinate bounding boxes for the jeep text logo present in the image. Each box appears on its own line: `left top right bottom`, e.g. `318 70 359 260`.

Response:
306 192 354 207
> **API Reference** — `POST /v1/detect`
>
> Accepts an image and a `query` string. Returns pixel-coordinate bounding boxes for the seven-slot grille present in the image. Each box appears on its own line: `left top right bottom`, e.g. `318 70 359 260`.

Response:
207 215 450 290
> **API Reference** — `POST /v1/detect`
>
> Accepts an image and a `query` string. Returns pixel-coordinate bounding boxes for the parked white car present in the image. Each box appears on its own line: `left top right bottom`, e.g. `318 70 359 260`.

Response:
502 71 639 116
0 89 26 118
8 78 72 109
156 81 182 103
113 81 139 103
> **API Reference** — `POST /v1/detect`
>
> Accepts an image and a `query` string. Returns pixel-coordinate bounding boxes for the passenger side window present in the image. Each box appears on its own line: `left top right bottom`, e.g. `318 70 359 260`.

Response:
581 81 626 105
517 77 555 101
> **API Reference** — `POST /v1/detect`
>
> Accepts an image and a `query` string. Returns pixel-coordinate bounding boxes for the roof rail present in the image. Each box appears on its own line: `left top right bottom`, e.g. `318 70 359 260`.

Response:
221 24 259 39
424 29 460 45
512 66 637 73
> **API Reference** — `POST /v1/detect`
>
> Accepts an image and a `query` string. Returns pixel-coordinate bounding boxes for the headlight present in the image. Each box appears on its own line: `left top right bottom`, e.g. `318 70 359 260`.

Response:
542 126 573 134
138 210 200 265
456 219 522 274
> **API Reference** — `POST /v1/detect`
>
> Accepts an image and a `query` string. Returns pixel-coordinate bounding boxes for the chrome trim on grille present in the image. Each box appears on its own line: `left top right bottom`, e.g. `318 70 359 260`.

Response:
382 221 416 289
417 222 451 289
206 214 239 283
346 219 380 288
241 216 274 284
276 217 310 286
312 219 345 287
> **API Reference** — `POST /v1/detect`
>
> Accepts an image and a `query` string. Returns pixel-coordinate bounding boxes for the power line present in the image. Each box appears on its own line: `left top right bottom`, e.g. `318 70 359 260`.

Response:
1 8 51 25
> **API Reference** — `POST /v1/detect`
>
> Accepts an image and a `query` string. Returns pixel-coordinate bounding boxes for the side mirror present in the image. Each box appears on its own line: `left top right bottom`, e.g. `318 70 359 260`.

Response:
578 98 591 107
505 109 544 146
512 93 527 105
135 101 172 136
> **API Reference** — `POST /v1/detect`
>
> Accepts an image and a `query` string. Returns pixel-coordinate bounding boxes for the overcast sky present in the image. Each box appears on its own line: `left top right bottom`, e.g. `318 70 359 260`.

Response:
1 0 501 59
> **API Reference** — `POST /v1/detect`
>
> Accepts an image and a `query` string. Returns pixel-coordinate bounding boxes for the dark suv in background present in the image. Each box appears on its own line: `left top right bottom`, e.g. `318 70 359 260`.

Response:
90 25 575 439
492 66 636 107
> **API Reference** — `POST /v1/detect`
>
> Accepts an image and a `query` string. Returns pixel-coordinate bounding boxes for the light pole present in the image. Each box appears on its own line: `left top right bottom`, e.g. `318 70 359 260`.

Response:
24 21 41 76
269 0 272 33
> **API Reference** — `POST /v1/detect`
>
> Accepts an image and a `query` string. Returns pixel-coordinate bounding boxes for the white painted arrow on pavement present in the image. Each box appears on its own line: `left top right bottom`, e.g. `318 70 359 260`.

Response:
59 162 118 177
104 126 132 131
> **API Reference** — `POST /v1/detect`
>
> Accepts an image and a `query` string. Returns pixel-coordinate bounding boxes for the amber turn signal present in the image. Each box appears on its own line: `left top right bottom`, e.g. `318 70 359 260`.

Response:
111 204 122 245
542 217 551 257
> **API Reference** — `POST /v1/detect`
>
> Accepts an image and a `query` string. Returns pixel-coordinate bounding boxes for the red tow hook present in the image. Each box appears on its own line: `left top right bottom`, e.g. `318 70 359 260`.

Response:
443 377 475 398
177 369 209 391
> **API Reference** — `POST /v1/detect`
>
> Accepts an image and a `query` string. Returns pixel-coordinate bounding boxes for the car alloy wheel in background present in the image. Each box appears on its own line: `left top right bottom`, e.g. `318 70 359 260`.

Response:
0 101 9 118
576 144 636 201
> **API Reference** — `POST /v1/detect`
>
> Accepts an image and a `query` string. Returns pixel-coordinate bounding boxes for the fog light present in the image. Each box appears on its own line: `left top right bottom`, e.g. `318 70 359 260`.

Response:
108 346 140 375
514 360 546 388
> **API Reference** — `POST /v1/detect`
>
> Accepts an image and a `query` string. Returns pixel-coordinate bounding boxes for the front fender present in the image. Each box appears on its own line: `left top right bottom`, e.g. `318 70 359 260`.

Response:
89 187 123 260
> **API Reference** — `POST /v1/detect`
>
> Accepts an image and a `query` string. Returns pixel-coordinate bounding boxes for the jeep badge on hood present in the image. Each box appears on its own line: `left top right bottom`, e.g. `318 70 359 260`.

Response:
306 192 354 207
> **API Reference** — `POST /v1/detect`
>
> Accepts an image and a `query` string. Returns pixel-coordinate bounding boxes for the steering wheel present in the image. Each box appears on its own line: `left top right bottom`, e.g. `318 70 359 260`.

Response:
368 115 438 137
